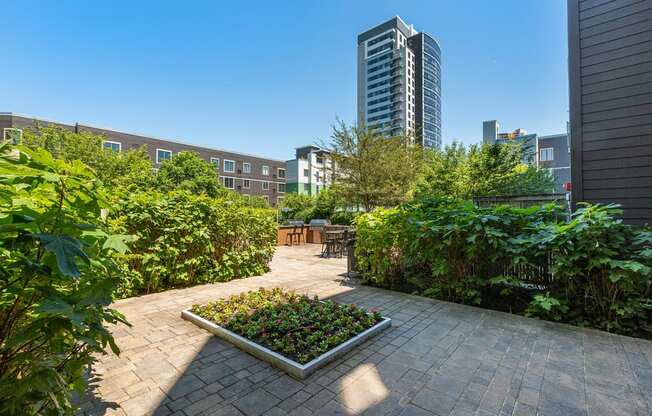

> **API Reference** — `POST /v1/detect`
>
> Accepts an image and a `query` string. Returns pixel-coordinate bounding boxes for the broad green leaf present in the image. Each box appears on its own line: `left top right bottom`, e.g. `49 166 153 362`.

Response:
35 233 89 277
102 234 137 254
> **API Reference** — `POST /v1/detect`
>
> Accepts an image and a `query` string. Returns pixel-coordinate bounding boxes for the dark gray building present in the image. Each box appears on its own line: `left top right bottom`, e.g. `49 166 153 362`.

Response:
568 0 652 225
0 112 287 206
357 16 442 149
538 133 571 194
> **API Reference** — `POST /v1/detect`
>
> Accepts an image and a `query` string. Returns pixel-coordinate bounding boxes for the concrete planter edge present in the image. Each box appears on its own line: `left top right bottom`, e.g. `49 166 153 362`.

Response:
181 308 391 379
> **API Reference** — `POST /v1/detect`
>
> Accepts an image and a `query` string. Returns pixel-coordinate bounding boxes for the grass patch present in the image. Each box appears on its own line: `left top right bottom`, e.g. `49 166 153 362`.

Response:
190 288 383 364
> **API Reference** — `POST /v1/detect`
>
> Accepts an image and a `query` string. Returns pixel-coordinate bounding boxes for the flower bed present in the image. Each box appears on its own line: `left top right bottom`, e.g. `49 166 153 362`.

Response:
189 288 385 363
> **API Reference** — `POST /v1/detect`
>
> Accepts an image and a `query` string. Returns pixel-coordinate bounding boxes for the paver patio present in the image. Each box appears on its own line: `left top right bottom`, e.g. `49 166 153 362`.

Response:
80 244 652 416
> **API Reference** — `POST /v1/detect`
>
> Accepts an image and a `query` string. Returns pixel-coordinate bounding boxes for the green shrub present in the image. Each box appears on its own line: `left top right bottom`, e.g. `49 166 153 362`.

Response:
0 144 130 414
355 197 651 335
110 190 277 297
520 204 651 332
329 210 358 225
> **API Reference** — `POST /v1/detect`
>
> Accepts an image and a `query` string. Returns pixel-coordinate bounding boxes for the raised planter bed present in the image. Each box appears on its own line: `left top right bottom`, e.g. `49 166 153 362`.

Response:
181 289 391 379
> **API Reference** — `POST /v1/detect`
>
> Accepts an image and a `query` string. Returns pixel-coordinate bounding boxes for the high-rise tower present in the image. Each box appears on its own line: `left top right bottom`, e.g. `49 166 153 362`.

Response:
357 16 442 149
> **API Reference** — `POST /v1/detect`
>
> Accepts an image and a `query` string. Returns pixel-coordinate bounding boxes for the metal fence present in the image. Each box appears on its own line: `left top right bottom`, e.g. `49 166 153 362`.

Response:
471 194 571 286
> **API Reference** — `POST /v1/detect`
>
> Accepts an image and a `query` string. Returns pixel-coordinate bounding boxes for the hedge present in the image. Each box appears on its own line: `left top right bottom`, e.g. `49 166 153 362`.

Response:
355 197 652 335
109 190 278 298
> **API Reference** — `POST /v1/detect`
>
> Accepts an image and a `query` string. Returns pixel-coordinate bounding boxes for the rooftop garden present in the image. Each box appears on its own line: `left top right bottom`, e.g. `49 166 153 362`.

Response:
1 120 650 413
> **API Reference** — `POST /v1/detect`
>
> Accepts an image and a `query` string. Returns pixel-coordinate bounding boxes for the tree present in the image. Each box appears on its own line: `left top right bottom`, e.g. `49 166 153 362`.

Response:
153 151 224 197
326 121 424 211
415 141 555 199
415 142 468 198
278 193 315 223
21 124 155 191
465 143 554 196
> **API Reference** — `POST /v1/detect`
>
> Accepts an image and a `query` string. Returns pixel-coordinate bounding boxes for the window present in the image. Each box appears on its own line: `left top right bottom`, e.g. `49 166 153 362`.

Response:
210 157 220 168
262 181 269 190
223 177 235 189
243 179 250 189
277 196 284 205
303 184 310 192
278 183 286 193
102 141 121 152
262 165 269 176
243 162 251 174
223 159 235 173
316 157 324 164
540 148 554 162
3 128 22 143
303 169 310 177
156 149 172 164
277 168 286 178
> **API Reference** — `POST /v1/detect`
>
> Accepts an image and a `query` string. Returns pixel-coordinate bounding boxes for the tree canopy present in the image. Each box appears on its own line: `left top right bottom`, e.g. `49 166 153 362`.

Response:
415 141 554 199
21 124 154 190
156 151 224 197
325 121 424 211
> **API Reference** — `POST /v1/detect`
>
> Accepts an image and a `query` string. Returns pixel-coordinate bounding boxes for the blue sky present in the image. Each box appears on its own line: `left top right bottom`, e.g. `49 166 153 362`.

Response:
1 1 568 160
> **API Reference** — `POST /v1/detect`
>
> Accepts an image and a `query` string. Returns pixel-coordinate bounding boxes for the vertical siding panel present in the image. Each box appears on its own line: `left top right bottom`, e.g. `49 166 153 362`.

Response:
569 0 652 225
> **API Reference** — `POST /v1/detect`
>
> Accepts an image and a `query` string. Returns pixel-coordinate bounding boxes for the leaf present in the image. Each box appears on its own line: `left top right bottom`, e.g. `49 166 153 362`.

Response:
37 298 73 315
102 234 137 254
35 233 89 277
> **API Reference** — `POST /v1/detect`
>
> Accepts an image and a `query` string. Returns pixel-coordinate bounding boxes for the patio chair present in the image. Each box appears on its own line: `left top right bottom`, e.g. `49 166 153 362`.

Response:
286 224 304 246
338 230 350 258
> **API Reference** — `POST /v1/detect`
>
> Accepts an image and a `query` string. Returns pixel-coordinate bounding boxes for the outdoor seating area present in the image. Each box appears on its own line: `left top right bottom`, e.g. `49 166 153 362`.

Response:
80 244 652 416
320 227 354 258
278 221 355 258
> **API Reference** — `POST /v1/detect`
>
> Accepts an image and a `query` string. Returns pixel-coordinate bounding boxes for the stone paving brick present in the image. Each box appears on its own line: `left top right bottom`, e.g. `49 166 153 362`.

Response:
263 376 305 400
232 389 280 416
119 389 167 416
166 374 205 400
80 245 652 416
184 393 223 416
411 388 457 415
303 389 336 413
288 406 313 416
204 404 245 416
220 379 254 399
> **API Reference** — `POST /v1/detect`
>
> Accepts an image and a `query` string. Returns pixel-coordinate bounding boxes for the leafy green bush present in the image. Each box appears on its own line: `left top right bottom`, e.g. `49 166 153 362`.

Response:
519 204 651 333
0 144 130 414
110 190 277 297
191 288 382 364
355 197 651 335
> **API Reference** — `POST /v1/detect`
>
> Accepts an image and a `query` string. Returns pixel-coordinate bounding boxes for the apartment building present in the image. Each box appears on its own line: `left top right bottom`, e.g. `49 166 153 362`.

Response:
357 16 442 149
483 120 571 193
0 112 287 206
285 145 332 196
